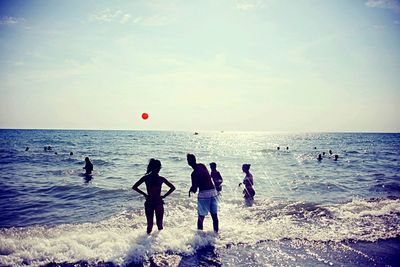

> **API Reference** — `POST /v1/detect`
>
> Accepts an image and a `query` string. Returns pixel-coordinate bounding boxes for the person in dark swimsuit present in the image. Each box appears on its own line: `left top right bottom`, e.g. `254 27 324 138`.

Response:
210 162 223 192
239 164 255 199
83 157 93 175
132 159 175 234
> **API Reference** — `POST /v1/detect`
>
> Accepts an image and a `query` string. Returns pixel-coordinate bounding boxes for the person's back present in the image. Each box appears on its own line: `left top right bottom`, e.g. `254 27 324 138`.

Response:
132 158 175 234
210 162 223 192
190 163 215 193
241 164 255 199
84 157 93 175
243 173 253 188
143 173 165 203
85 162 93 174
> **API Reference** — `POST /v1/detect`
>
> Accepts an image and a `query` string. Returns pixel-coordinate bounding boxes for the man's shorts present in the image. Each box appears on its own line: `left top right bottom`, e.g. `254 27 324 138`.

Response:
197 196 218 216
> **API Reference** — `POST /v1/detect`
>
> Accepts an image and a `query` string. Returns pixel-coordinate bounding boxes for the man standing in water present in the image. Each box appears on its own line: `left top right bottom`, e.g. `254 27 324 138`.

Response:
187 153 219 233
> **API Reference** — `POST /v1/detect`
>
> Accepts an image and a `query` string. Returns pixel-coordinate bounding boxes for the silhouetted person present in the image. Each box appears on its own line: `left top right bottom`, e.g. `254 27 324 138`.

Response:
286 146 289 150
329 150 333 155
47 146 52 151
210 162 223 192
317 154 322 161
334 155 339 161
83 157 93 175
132 159 175 234
54 152 58 155
25 147 29 151
322 152 326 156
187 153 219 233
70 152 73 156
314 147 317 150
239 164 255 199
277 146 280 150
44 146 47 151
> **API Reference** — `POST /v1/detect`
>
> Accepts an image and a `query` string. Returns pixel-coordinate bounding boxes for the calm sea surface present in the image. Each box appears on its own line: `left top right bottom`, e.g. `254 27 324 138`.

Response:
0 130 399 266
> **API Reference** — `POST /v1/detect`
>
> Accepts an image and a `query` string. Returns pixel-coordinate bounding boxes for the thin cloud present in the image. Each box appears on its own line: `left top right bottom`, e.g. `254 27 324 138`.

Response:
234 0 267 11
0 16 23 25
89 9 130 22
365 0 400 13
132 15 176 26
120 14 132 24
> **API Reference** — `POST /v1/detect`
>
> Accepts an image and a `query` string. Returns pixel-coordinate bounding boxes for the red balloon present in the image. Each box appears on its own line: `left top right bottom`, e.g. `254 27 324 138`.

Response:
141 113 149 120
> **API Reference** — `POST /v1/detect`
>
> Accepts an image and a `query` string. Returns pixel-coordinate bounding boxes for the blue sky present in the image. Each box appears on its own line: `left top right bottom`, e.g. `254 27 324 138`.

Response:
0 0 399 131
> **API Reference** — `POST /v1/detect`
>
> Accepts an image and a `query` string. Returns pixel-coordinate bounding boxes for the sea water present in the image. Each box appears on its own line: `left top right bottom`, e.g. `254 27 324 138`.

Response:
0 130 399 266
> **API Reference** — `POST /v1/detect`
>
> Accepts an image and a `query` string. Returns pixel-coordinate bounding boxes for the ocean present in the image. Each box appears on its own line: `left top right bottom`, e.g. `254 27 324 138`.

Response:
0 129 399 266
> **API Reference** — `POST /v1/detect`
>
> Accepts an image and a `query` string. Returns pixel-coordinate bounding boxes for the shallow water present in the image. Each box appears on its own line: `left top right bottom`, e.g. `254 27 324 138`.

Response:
0 130 399 266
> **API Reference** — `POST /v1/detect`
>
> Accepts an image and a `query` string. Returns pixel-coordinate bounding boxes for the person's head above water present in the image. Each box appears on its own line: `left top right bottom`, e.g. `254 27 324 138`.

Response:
146 158 161 174
209 162 217 170
85 157 90 163
187 153 197 167
242 163 251 173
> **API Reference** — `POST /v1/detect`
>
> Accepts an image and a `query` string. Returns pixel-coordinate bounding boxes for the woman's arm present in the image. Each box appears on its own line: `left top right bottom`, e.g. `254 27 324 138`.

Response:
162 177 176 199
132 176 148 198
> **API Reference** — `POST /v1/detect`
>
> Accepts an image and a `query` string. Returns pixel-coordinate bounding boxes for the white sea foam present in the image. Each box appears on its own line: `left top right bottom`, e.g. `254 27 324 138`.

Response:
1 197 399 266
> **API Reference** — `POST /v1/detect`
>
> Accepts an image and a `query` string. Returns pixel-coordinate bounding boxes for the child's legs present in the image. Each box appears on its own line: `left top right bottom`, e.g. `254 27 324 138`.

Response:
154 203 164 230
144 203 155 234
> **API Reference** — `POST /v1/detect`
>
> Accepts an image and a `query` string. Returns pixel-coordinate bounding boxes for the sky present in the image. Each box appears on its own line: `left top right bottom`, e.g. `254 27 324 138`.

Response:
0 0 399 132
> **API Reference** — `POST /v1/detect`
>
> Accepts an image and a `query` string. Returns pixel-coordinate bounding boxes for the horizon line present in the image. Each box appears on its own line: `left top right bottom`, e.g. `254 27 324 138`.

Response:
0 127 399 134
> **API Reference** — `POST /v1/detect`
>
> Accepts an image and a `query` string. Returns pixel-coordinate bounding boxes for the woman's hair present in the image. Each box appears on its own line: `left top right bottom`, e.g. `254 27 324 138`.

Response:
242 163 251 171
146 158 162 174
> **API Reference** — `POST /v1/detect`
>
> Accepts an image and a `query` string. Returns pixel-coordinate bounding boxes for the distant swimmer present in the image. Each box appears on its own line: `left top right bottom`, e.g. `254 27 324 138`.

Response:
44 146 47 151
70 152 73 156
132 159 175 234
25 147 29 151
286 146 289 150
47 146 52 151
317 154 323 161
314 147 317 150
239 164 255 200
277 146 280 150
334 155 339 161
54 152 58 155
83 157 93 175
322 152 326 156
210 162 223 192
329 150 333 155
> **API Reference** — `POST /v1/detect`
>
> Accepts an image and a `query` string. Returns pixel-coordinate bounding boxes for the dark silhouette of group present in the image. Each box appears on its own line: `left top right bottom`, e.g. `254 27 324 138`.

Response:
132 154 256 235
317 149 339 161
